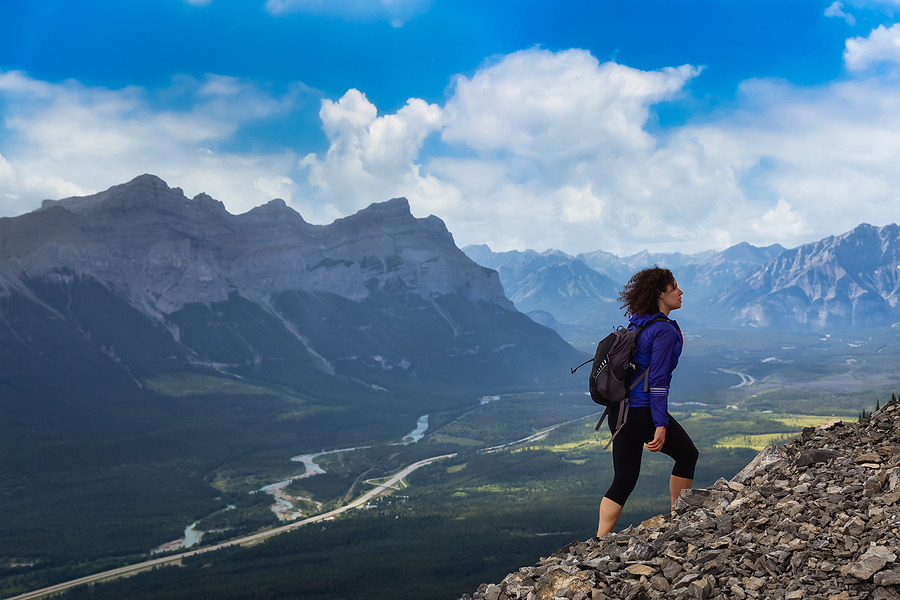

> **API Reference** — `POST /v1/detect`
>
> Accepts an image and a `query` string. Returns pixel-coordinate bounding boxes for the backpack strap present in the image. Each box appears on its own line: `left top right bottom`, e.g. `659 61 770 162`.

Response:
594 408 608 432
632 366 651 393
570 357 593 374
596 397 631 450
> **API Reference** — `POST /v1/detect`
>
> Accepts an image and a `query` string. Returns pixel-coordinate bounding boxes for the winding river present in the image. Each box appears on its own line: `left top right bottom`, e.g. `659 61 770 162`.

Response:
154 413 433 551
262 414 430 519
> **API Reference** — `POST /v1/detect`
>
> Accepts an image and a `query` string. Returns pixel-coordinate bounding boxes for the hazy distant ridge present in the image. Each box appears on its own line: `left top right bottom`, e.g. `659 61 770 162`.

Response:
465 224 900 330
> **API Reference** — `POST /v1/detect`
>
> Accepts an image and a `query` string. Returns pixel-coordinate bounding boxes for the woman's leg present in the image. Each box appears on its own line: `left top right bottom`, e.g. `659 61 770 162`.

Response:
597 496 623 537
661 414 698 505
598 407 651 537
669 475 693 507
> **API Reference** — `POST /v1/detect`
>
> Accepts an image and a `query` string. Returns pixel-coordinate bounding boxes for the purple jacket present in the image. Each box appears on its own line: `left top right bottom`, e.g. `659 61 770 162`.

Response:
626 312 683 428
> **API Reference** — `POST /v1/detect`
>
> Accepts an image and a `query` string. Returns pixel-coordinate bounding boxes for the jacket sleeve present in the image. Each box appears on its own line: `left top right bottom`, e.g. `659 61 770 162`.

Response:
647 323 678 428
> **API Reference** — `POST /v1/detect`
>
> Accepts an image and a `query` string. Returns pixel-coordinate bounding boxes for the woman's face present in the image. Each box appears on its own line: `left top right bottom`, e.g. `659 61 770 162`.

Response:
658 280 683 314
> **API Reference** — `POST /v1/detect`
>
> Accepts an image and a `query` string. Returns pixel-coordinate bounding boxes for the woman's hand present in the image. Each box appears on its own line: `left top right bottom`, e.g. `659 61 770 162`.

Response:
647 426 666 452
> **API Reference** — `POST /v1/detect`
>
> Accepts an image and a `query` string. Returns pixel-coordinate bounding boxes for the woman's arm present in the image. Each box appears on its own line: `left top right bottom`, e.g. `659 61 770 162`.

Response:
647 323 680 429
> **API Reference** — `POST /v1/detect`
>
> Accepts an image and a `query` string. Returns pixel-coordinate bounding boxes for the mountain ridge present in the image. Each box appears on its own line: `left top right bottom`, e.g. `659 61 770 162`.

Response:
466 223 900 331
703 223 900 329
13 174 511 314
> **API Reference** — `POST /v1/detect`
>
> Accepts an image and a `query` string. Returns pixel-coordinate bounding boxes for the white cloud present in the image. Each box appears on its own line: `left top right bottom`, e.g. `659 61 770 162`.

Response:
558 184 605 224
264 0 430 25
844 23 900 71
442 49 699 162
751 199 810 238
301 48 716 254
670 74 900 249
300 44 900 255
299 88 451 219
825 1 857 25
0 71 307 215
7 38 900 258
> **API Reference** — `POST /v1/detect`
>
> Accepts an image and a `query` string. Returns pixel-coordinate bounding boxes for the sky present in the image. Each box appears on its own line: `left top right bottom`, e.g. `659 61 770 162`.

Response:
2 0 900 256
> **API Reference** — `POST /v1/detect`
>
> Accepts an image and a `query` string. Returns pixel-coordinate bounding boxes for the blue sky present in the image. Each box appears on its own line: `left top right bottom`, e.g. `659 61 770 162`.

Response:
2 0 900 255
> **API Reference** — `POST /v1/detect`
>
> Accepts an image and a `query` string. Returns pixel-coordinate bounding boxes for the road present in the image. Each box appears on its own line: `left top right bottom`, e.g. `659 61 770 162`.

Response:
7 453 457 600
720 368 756 388
479 411 603 453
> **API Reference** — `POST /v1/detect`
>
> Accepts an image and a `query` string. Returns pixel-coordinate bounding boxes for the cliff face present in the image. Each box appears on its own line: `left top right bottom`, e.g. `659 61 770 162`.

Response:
701 223 900 329
461 401 900 600
6 174 512 313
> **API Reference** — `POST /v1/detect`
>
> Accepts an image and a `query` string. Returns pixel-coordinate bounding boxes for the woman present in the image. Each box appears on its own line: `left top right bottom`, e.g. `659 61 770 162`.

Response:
597 266 699 538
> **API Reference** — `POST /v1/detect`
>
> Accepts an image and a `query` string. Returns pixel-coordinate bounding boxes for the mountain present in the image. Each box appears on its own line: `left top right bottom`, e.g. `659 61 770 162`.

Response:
671 241 787 304
462 245 622 326
464 242 787 331
701 223 900 329
0 174 582 471
576 248 716 283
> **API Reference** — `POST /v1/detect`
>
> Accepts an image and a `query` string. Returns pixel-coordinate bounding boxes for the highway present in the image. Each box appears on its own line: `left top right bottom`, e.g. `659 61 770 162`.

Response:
7 453 457 600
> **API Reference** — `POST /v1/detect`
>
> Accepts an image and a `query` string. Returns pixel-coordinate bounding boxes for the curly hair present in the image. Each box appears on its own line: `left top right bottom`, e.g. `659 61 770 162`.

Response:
618 266 675 317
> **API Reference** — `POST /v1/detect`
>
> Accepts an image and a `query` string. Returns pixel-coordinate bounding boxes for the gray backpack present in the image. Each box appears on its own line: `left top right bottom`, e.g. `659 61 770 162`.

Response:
571 316 666 448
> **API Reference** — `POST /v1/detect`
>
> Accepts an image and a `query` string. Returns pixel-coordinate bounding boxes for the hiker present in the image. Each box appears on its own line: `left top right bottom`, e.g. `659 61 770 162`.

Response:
596 266 698 538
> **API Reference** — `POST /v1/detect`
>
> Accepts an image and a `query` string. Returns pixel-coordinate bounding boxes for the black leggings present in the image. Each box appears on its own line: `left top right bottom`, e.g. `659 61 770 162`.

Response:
603 405 698 506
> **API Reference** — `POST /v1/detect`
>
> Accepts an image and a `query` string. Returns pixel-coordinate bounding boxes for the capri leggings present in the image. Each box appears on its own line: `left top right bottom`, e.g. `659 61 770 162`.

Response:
603 404 699 506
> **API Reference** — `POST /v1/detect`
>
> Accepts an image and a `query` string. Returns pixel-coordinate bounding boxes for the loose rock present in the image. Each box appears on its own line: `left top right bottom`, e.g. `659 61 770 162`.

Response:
459 399 900 600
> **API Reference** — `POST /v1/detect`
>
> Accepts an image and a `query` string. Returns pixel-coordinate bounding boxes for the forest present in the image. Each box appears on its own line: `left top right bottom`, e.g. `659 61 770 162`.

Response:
2 326 898 599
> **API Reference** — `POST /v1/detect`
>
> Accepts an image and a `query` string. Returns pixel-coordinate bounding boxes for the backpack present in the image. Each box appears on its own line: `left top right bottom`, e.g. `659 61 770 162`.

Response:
570 316 667 449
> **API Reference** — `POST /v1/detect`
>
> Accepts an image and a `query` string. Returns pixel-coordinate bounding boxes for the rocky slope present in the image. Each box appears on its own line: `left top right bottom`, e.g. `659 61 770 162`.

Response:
460 401 900 600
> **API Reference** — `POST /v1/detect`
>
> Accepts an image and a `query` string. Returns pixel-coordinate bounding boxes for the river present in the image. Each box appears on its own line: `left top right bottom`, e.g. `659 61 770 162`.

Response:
261 413 431 519
155 413 433 551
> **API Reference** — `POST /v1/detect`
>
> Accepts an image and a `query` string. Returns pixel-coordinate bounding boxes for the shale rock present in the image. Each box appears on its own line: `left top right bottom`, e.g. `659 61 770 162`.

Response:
459 400 900 600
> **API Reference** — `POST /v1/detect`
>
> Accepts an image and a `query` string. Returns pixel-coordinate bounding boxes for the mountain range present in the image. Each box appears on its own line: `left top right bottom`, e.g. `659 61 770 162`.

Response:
3 173 897 470
0 174 581 472
465 223 900 331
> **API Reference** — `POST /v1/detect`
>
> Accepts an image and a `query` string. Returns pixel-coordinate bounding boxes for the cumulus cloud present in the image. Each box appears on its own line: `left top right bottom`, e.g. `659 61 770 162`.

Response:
301 48 716 253
6 36 900 257
825 1 856 25
752 199 809 238
844 23 900 71
0 70 308 216
300 43 900 255
442 49 699 161
264 0 430 26
298 88 452 220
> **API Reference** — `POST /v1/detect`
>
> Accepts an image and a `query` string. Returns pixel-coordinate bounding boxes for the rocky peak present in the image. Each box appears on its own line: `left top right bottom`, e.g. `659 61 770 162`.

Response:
39 174 231 228
6 175 514 314
716 241 786 265
460 401 900 600
704 222 900 328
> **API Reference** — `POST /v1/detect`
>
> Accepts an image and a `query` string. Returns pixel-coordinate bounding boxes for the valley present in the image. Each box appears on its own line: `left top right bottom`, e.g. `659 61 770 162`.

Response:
2 327 896 600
